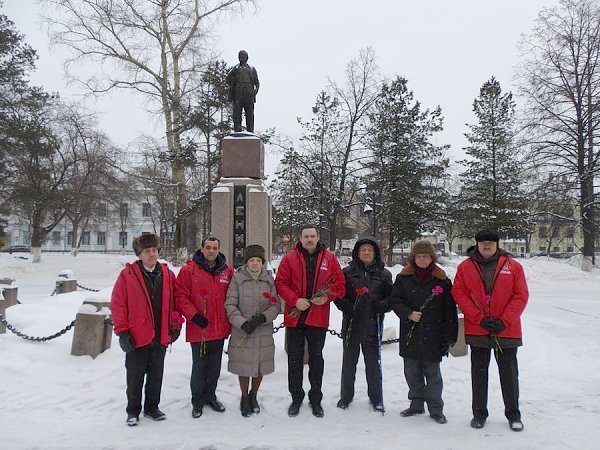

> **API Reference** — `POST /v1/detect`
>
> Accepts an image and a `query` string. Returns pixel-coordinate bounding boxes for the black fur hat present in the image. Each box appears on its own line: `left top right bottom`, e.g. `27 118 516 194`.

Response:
132 234 161 256
244 244 266 263
475 229 500 243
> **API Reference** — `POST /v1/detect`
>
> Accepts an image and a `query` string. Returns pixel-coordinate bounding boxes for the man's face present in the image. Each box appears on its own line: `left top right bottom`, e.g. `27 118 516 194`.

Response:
139 247 159 267
239 52 248 64
300 228 319 253
201 239 220 263
477 241 498 259
358 243 375 265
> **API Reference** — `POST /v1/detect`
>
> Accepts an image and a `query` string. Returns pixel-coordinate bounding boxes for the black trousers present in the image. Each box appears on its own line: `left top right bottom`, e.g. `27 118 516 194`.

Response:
233 97 255 132
403 358 444 414
190 339 224 408
286 326 327 405
125 342 166 416
340 340 381 405
470 346 520 421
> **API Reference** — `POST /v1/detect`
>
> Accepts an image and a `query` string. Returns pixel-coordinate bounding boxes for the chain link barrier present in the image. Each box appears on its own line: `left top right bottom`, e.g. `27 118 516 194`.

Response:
0 313 75 342
76 283 101 292
272 323 398 345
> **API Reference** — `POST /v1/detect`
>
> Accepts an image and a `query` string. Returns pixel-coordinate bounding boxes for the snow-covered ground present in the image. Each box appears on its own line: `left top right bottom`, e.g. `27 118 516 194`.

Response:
0 253 599 450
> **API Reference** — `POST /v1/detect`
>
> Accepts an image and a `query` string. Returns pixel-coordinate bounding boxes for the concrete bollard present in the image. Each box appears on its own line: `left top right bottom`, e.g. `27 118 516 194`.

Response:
1 279 18 334
2 286 18 308
70 302 112 359
55 270 77 294
449 313 468 357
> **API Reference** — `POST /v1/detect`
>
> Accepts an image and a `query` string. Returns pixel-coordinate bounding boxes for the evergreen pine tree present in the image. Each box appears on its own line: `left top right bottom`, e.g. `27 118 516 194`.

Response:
366 77 449 263
458 77 528 239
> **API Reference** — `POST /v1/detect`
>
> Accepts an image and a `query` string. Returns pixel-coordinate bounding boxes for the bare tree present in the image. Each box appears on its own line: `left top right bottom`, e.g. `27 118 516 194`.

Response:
42 0 253 256
326 47 380 249
517 0 600 270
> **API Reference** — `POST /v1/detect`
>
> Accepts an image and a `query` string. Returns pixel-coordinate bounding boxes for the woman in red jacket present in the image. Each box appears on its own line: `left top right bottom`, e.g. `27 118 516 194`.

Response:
452 229 528 432
110 234 180 427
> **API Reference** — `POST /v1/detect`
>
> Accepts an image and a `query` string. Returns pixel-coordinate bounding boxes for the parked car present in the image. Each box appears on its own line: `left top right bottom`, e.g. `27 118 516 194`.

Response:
8 245 30 254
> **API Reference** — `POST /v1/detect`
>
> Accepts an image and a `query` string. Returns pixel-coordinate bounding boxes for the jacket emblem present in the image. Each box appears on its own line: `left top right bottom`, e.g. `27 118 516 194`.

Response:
500 262 511 275
219 272 231 284
320 258 329 271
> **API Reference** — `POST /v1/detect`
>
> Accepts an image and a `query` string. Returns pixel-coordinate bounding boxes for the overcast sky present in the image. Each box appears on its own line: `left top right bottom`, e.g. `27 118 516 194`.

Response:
4 0 560 175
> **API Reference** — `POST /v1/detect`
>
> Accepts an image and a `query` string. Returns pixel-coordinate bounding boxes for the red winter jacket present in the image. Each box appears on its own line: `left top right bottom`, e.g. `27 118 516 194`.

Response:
175 252 234 342
111 262 176 348
275 242 345 328
452 251 528 339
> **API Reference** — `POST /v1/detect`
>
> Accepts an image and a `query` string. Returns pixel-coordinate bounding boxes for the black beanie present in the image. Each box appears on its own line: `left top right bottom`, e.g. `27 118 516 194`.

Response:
132 234 161 256
244 244 266 263
475 229 500 243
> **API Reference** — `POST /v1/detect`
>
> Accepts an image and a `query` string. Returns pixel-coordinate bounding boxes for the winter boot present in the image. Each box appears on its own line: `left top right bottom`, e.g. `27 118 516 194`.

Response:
249 391 260 414
240 395 252 417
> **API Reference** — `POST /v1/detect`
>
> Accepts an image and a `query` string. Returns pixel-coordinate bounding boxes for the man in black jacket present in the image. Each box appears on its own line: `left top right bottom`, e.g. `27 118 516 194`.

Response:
334 237 392 411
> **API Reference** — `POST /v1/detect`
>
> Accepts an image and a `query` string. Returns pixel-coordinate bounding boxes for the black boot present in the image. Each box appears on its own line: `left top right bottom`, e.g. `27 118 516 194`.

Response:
249 392 260 414
240 395 252 417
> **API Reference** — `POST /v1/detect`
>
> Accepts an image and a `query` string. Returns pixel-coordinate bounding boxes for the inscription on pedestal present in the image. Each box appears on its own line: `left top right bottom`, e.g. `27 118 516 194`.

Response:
233 185 247 268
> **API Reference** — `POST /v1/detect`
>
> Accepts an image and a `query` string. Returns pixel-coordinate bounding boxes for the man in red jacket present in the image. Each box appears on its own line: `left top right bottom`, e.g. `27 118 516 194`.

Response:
111 234 180 427
275 225 345 418
175 236 234 419
452 229 529 432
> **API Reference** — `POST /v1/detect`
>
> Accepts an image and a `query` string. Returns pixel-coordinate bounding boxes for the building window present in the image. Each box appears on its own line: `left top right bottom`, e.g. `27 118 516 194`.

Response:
119 231 128 247
81 231 90 246
457 244 463 252
567 246 573 252
67 232 73 245
120 203 128 217
553 246 560 253
552 226 560 238
97 232 106 246
539 246 546 252
142 203 152 217
538 227 547 238
51 231 61 245
98 203 107 217
566 227 574 238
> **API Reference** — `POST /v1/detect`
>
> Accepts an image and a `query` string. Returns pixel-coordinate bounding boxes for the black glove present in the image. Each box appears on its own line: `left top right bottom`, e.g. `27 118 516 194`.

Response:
191 314 209 329
118 331 135 353
480 317 496 333
170 329 180 343
480 317 505 334
249 313 266 328
241 320 257 335
492 319 506 333
372 300 388 315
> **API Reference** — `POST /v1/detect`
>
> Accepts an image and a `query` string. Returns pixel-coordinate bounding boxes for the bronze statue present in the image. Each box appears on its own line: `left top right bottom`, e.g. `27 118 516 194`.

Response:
226 50 260 133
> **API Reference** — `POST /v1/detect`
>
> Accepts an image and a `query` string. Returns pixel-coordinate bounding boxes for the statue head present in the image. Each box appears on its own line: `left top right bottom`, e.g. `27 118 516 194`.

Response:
238 50 249 64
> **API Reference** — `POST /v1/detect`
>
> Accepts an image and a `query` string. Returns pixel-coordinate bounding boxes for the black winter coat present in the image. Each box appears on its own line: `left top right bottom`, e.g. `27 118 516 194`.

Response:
335 259 392 345
389 265 458 362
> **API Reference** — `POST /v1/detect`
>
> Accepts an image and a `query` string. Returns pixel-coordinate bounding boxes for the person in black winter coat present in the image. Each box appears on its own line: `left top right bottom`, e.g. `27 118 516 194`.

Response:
334 237 392 411
389 240 458 424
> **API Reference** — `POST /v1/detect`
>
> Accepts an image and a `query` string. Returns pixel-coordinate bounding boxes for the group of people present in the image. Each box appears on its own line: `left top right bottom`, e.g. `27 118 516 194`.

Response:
110 225 528 433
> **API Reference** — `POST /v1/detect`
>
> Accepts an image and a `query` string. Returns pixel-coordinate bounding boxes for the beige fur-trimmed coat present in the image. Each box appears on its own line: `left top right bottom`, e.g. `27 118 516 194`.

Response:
225 266 280 377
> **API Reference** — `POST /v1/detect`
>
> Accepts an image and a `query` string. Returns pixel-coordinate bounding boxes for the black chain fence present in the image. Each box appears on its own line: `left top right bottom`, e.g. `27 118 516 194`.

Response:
0 313 75 342
77 283 101 292
272 322 399 345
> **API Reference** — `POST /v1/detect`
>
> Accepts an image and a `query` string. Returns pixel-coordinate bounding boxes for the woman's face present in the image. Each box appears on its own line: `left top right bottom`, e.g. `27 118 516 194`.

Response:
246 256 263 272
414 253 432 269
